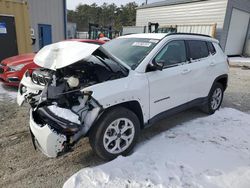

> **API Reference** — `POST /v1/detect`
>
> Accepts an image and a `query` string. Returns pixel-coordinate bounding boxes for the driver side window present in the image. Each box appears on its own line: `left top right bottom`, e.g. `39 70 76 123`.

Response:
155 40 187 68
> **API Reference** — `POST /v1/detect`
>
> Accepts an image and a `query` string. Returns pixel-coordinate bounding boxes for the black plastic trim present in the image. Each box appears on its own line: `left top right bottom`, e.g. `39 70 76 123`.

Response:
213 74 228 91
154 96 170 103
145 97 208 128
167 32 212 38
33 107 81 136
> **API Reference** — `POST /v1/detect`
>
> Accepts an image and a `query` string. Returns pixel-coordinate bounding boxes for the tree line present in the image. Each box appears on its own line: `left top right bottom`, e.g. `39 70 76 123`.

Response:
67 2 138 32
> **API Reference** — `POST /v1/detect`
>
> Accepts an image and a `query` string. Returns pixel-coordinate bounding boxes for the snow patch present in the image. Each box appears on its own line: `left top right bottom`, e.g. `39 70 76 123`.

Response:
48 105 80 124
64 108 250 188
229 57 250 68
229 57 250 64
0 82 17 102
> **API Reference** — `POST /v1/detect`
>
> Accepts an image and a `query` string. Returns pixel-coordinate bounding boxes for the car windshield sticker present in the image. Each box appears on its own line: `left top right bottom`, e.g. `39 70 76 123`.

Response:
149 39 159 43
0 22 7 34
132 42 152 47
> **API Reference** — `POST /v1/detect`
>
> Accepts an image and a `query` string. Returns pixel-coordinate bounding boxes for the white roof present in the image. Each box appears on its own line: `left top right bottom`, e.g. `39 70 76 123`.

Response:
34 41 100 70
119 33 168 40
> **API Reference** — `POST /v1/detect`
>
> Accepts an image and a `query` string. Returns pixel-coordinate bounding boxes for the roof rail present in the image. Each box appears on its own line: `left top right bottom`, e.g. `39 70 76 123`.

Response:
166 32 212 38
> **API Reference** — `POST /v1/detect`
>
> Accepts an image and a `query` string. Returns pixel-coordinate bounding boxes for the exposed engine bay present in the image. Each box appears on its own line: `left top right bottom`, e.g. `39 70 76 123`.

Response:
23 48 128 157
40 50 126 107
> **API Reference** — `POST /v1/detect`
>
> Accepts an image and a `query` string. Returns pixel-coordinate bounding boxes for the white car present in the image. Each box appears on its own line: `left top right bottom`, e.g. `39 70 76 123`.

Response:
18 33 229 160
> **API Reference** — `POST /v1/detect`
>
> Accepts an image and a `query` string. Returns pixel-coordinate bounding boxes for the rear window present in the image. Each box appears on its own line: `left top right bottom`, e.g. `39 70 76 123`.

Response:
187 40 209 60
207 42 216 55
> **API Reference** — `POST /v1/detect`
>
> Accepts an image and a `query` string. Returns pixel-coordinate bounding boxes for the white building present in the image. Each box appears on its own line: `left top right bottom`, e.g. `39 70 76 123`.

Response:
136 0 250 56
27 0 67 51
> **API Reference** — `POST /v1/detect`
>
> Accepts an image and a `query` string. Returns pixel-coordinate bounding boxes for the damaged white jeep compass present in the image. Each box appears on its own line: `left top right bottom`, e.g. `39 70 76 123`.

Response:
17 33 229 160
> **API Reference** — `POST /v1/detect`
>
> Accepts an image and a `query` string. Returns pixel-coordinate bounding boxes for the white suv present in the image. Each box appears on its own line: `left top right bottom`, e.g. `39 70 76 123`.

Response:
18 33 229 160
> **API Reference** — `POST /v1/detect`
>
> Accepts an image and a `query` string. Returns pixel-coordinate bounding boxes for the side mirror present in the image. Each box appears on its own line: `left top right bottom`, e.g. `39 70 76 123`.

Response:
152 59 164 71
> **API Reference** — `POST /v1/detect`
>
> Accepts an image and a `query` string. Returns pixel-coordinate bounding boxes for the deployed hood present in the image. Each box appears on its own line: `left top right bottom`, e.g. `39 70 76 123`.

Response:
34 41 100 70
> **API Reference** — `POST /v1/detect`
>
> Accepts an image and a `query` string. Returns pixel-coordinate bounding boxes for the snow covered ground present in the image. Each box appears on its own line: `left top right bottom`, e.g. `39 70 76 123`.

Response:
0 82 17 102
64 108 250 188
229 57 250 67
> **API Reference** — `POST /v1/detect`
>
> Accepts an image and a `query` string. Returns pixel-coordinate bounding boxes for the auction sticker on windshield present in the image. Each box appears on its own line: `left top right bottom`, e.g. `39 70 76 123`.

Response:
149 39 159 43
132 42 152 47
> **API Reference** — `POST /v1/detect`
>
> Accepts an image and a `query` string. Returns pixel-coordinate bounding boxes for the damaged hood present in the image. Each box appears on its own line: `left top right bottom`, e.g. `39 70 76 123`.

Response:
34 41 100 70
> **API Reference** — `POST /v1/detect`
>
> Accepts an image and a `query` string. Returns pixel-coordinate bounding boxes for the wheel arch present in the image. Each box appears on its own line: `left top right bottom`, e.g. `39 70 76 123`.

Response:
212 74 228 91
86 100 144 136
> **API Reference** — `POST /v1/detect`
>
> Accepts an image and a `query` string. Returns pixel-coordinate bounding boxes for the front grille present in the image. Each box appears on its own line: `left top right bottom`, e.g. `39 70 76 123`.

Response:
8 77 20 82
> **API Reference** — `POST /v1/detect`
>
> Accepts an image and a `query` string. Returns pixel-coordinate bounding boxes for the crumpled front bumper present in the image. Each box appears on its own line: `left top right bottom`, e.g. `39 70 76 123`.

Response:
17 73 44 106
30 110 67 157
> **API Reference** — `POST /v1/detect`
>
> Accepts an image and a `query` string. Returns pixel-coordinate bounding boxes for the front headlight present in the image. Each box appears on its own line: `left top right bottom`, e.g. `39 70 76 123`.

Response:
8 64 25 72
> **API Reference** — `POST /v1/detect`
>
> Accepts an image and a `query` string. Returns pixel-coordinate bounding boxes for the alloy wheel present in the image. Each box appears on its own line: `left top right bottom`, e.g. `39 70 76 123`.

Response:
211 88 222 110
103 118 135 154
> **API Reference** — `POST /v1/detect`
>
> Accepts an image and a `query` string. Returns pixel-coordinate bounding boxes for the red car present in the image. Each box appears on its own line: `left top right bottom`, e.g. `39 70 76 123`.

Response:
0 53 37 87
0 39 105 87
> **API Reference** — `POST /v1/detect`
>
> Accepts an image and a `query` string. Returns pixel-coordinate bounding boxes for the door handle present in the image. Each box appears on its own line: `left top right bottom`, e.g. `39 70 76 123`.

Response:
181 69 191 74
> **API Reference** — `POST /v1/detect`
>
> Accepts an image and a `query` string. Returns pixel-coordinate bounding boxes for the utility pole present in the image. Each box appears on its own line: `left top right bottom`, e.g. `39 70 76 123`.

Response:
146 0 148 5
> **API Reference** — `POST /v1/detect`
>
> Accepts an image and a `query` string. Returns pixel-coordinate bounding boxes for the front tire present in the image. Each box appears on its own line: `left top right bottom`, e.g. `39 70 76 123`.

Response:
89 107 140 161
201 82 224 114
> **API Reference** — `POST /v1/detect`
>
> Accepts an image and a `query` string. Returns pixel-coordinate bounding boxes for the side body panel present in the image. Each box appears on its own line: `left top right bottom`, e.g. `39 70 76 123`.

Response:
136 35 228 121
185 42 228 101
83 71 150 123
146 64 192 119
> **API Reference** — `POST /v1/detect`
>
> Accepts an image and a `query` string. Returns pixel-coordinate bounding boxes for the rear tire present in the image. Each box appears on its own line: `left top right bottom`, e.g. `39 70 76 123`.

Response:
89 106 140 161
201 82 224 114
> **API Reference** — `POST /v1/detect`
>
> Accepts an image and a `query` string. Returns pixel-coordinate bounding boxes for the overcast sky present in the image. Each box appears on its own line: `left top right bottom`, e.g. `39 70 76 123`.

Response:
67 0 159 10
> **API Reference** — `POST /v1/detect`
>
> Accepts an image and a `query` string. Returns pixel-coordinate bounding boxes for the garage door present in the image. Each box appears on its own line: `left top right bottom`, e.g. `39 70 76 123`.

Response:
225 9 250 56
0 15 18 62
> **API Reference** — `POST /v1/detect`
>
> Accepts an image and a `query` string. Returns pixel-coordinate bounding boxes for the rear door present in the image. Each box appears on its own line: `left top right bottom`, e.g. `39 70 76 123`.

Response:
0 15 18 62
186 40 214 100
147 40 192 118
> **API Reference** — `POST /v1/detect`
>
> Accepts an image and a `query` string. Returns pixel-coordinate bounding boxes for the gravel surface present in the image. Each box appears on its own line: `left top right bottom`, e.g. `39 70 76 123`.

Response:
0 67 250 188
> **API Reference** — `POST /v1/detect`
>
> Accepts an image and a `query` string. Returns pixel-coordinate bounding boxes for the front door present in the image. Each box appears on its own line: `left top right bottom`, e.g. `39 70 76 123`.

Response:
0 15 18 62
147 40 192 118
38 24 52 49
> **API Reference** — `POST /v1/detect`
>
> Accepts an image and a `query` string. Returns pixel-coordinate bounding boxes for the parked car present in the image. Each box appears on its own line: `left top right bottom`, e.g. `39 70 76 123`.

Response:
0 53 37 87
0 39 105 87
17 33 229 160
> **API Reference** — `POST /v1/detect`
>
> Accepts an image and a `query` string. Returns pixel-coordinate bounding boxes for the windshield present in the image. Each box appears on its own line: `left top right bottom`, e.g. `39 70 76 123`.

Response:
102 38 159 69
